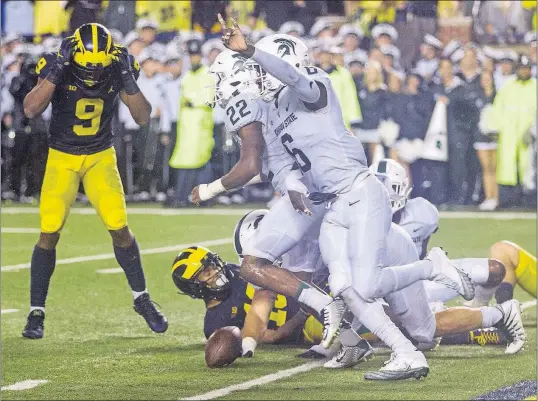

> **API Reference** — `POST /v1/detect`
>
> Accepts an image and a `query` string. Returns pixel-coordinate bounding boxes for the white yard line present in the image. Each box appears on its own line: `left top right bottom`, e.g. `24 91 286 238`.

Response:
1 309 19 314
521 299 537 311
1 207 535 219
2 228 41 234
2 380 49 391
2 238 232 272
180 361 324 401
96 268 124 274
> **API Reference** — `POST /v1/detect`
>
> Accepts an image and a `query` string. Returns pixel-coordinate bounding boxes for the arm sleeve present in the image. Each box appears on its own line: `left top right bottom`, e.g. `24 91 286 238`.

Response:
251 48 320 103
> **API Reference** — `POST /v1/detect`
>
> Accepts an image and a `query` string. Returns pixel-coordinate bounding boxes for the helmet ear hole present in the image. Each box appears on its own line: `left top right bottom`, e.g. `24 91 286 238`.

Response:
295 63 300 67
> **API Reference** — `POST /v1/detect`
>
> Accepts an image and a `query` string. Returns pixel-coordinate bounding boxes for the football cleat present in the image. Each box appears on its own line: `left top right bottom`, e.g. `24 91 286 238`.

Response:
22 309 45 339
324 339 374 369
494 299 526 354
427 247 475 301
297 340 341 359
134 293 168 333
321 297 346 349
364 350 429 381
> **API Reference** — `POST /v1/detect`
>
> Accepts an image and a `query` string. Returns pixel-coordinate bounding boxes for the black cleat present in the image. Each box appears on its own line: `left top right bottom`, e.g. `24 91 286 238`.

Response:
297 349 328 359
134 293 168 333
22 310 45 339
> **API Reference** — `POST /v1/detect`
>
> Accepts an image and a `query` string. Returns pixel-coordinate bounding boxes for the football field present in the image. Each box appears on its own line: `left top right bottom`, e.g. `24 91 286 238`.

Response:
1 205 536 400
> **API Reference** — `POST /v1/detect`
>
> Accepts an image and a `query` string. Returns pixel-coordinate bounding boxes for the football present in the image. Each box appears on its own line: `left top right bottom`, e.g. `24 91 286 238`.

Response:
205 326 243 368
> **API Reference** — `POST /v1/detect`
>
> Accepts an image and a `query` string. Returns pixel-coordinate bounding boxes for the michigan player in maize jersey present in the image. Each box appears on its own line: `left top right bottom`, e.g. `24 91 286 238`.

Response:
21 23 167 339
171 246 326 348
371 158 536 306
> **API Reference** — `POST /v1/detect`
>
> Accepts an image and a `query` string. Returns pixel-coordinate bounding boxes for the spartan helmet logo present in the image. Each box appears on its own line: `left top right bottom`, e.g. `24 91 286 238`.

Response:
231 53 247 72
274 38 297 58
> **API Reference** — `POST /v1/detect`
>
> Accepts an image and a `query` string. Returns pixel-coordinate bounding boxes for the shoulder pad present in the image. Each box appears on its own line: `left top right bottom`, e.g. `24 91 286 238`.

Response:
223 93 263 133
409 197 440 228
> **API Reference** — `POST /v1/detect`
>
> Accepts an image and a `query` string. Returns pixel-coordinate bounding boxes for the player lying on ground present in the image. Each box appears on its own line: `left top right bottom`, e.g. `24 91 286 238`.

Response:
371 158 536 306
21 23 167 339
170 244 373 359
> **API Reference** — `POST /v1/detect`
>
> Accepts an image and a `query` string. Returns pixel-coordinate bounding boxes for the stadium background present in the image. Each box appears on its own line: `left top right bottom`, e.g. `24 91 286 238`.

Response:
1 0 537 210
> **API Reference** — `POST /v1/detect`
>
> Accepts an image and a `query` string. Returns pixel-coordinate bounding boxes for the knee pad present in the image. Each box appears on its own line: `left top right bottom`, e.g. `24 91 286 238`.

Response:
484 258 506 288
102 208 127 231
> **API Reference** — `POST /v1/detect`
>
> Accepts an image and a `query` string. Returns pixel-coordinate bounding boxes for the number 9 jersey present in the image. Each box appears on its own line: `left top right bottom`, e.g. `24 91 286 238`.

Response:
36 52 140 155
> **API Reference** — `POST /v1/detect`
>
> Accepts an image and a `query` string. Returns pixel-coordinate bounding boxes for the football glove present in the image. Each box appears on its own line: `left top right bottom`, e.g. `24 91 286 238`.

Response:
47 35 78 85
112 44 139 95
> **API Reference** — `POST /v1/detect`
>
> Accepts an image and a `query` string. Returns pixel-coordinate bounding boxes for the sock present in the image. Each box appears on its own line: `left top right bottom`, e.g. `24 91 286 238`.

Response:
30 306 45 313
297 282 332 314
495 282 514 304
132 289 148 300
30 246 56 308
374 260 432 298
340 327 361 347
114 238 146 293
480 306 503 327
342 287 416 353
473 284 497 305
455 258 489 285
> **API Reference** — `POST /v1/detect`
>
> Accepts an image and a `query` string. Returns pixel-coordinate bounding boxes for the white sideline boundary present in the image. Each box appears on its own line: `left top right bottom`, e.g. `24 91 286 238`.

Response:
1 207 535 220
2 380 49 391
180 361 324 400
96 268 124 274
521 299 537 311
2 228 41 234
2 238 232 272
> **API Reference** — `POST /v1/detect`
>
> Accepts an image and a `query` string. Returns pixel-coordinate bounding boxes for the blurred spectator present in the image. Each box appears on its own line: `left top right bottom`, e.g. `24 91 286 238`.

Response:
490 55 537 207
310 19 335 39
494 50 517 90
432 57 480 205
103 0 136 35
136 19 165 53
168 39 215 207
316 41 362 130
129 49 169 201
474 1 530 45
368 46 385 64
1 33 22 58
136 0 192 36
353 60 386 164
192 0 227 39
345 49 368 78
278 21 305 38
524 31 537 77
7 53 48 202
65 0 102 34
380 44 401 75
338 24 364 53
3 0 33 37
385 69 406 159
371 23 398 48
480 46 499 75
474 70 498 211
202 38 226 66
251 0 326 33
415 34 442 82
161 44 184 197
124 31 147 58
227 0 266 30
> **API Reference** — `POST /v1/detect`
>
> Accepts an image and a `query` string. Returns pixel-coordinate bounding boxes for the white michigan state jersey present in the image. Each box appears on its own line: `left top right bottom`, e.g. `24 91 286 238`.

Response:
223 92 296 194
396 197 440 258
265 66 368 194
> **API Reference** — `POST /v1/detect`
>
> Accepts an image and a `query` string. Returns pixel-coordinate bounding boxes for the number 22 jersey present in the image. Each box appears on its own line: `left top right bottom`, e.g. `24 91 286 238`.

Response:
36 52 140 155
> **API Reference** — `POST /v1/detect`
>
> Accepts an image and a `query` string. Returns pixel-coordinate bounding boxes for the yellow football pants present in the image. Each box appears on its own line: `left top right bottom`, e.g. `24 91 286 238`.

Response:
515 246 537 298
40 147 127 233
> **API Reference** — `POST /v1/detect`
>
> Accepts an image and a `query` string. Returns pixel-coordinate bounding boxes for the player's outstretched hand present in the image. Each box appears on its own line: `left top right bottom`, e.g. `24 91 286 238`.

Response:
218 13 248 53
288 190 312 216
111 44 132 74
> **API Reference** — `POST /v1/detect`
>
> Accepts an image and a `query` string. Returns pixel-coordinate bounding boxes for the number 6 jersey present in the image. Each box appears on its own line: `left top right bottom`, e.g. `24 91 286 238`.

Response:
36 52 140 155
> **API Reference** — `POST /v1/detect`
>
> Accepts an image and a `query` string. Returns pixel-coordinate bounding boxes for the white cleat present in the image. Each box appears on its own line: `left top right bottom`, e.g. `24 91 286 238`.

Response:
427 247 475 301
495 299 527 354
364 350 429 381
321 297 346 349
324 339 374 369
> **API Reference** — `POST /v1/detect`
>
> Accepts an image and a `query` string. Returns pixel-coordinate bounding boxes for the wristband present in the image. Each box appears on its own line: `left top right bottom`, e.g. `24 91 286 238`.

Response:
198 179 226 201
242 336 257 357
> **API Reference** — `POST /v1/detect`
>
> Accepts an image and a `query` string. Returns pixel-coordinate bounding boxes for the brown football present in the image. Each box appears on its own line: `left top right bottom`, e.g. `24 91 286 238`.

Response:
205 326 242 368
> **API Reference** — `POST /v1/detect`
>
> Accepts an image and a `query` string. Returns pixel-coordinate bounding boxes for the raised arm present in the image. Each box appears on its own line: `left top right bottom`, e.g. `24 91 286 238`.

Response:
24 78 55 119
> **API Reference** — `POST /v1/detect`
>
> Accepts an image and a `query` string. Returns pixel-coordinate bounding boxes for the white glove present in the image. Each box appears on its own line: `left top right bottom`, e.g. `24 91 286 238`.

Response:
197 179 226 201
379 119 400 147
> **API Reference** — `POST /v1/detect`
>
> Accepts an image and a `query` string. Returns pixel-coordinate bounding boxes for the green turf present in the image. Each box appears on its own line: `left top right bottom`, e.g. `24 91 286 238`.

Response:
1 208 536 400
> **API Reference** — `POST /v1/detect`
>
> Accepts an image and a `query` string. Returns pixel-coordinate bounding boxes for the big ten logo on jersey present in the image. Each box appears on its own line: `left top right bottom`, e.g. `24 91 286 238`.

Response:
244 283 287 327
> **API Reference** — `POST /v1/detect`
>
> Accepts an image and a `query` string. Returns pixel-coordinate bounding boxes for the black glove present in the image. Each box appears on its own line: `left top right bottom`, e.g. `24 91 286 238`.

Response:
47 35 77 85
112 44 139 95
308 192 337 205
